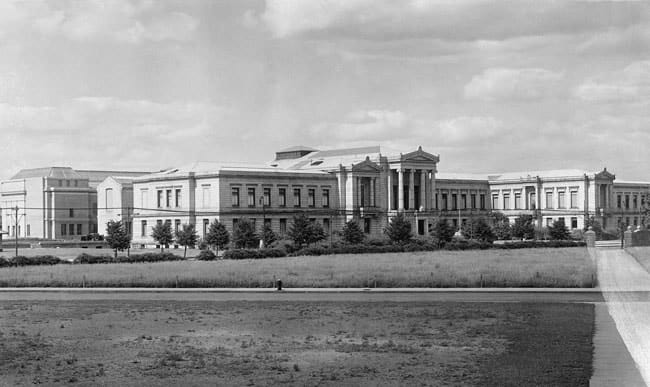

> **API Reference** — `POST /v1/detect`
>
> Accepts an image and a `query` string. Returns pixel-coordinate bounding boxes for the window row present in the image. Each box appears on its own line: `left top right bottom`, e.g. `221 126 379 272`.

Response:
155 189 182 208
491 191 579 210
61 223 83 236
616 194 645 210
545 217 579 229
231 187 330 208
437 193 487 211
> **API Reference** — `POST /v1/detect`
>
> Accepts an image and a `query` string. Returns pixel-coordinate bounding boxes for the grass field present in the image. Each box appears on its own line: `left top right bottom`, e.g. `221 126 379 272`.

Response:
626 246 650 273
0 247 596 288
0 246 201 260
0 300 594 386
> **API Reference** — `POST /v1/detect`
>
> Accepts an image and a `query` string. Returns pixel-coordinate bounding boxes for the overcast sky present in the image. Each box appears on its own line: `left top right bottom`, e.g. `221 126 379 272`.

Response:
1 0 649 180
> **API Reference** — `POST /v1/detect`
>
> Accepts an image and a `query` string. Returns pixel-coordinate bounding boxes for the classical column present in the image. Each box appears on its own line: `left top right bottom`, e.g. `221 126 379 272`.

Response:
429 170 435 210
419 170 426 210
398 169 405 211
356 176 361 208
408 169 415 210
387 170 393 211
370 177 375 207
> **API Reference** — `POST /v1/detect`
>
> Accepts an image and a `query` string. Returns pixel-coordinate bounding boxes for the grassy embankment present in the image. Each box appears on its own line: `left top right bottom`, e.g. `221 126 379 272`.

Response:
0 247 595 288
625 246 650 273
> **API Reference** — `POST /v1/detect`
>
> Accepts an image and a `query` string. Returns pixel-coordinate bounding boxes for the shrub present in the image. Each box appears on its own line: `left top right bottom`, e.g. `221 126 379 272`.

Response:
232 218 259 249
341 220 365 244
432 219 455 247
72 252 184 264
9 255 67 266
0 257 10 267
384 213 413 244
223 248 287 260
287 214 326 248
548 219 570 240
196 250 218 261
511 215 535 240
74 253 113 264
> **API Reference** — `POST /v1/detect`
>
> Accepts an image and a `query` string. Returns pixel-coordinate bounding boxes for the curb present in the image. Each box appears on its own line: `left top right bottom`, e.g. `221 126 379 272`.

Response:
0 287 606 293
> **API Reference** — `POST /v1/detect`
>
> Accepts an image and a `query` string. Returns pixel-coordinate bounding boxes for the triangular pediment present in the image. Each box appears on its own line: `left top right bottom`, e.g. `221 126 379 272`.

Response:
351 157 381 173
594 169 616 180
401 146 440 163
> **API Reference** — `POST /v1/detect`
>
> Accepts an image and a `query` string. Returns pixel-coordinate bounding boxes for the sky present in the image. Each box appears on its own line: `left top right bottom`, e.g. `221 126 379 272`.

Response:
1 0 650 180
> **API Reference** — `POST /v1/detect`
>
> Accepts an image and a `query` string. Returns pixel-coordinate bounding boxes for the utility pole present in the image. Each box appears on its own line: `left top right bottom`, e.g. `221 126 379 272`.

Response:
14 206 19 257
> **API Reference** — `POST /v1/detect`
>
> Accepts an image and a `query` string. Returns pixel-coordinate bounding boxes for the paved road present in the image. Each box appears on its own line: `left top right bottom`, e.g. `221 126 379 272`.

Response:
594 248 650 386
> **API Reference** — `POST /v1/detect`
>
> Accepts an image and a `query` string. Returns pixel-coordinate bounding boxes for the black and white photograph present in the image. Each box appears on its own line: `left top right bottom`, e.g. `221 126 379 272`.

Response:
0 0 649 385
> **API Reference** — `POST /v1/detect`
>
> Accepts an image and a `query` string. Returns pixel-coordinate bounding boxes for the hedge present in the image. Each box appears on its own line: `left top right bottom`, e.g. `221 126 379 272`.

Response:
223 248 287 260
0 255 68 267
196 250 218 261
72 252 184 264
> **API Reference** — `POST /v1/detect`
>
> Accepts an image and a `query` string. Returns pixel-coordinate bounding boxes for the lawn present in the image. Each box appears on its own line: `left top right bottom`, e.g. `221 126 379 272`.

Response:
626 246 650 273
0 247 596 288
0 300 594 386
0 246 202 260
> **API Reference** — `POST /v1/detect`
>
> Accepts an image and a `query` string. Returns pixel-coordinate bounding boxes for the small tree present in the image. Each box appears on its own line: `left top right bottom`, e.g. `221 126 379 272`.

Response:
287 213 326 248
232 218 258 249
341 220 365 244
432 218 455 247
511 215 535 240
105 220 131 258
548 219 570 240
205 219 230 255
175 224 198 258
461 217 495 243
490 212 512 240
583 216 604 238
151 222 173 252
384 212 413 244
260 222 278 248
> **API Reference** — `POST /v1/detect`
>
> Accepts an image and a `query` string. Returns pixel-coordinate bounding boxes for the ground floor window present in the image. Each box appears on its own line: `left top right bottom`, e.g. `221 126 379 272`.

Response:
546 218 552 227
69 224 74 235
77 224 82 235
363 218 371 234
26 224 30 236
61 224 66 236
279 218 287 236
571 217 578 229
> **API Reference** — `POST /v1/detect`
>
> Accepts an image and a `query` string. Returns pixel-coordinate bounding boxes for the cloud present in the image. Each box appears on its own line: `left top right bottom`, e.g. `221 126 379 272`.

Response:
309 109 411 142
464 68 564 101
574 60 650 103
434 116 504 144
258 0 646 41
8 0 198 44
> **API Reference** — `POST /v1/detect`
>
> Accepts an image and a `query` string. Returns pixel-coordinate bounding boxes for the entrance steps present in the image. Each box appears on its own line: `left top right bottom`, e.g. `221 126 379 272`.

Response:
595 240 622 249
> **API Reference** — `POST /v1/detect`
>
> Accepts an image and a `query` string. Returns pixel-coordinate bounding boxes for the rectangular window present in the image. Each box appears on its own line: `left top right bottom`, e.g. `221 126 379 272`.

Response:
634 217 638 226
480 194 486 210
571 217 578 229
69 224 75 236
233 218 239 229
105 188 113 209
141 220 147 237
546 218 553 227
157 219 163 226
279 188 286 207
514 193 522 210
451 194 457 210
157 190 163 208
461 194 467 209
69 208 74 218
617 195 622 208
26 224 30 237
625 195 630 209
570 191 578 209
66 180 70 187
634 195 638 209
471 194 476 209
503 194 510 210
492 194 498 210
202 186 210 208
203 219 209 236
77 224 82 235
279 218 287 236
308 189 315 207
322 189 330 208
530 193 536 210
323 218 330 234
175 189 181 207
558 191 566 209
442 193 449 210
175 219 181 234
363 218 371 234
293 188 301 207
248 187 256 207
545 192 553 209
61 224 66 236
263 188 271 206
166 190 172 208
141 189 148 209
231 187 240 207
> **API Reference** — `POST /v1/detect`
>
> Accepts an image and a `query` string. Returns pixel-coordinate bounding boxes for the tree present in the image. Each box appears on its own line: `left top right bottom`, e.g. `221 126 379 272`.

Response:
511 215 535 240
490 212 512 240
583 216 604 238
175 224 198 258
151 222 173 252
105 220 131 258
287 214 326 248
232 218 258 249
205 219 230 255
548 219 570 240
461 217 495 243
341 220 365 244
432 218 455 247
260 222 278 248
384 212 413 244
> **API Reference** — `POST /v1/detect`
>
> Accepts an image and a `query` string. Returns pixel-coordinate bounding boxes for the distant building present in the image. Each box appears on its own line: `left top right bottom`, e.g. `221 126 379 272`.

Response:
97 176 137 237
1 167 148 240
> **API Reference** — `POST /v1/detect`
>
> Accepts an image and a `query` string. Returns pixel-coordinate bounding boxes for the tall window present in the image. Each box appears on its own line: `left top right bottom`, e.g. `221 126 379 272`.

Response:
364 218 371 234
514 193 521 210
293 188 301 207
308 189 315 207
570 191 578 209
203 219 209 236
503 194 510 210
530 193 536 210
157 190 163 208
231 187 240 207
492 194 498 210
461 194 467 209
105 188 113 209
248 187 256 207
166 190 172 207
141 220 147 237
480 194 485 209
625 195 630 209
279 218 287 235
558 191 566 209
451 194 457 210
202 186 211 208
263 188 271 206
69 208 74 218
26 225 30 237
141 189 148 209
175 219 181 234
61 224 66 236
470 194 476 209
545 192 553 209
617 195 622 208
69 224 75 235
77 224 82 235
323 218 330 234
279 188 286 207
175 189 181 207
322 189 330 208
571 217 578 229
442 193 448 210
633 195 638 209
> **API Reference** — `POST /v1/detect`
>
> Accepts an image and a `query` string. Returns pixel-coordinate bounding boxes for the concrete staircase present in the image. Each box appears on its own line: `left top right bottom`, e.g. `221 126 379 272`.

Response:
594 240 623 249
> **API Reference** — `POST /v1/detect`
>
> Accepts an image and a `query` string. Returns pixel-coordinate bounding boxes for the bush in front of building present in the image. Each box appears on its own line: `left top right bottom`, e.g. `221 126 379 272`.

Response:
196 250 218 261
341 220 365 245
548 219 571 240
72 252 184 264
8 255 68 266
223 248 287 259
74 253 114 264
384 212 413 244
